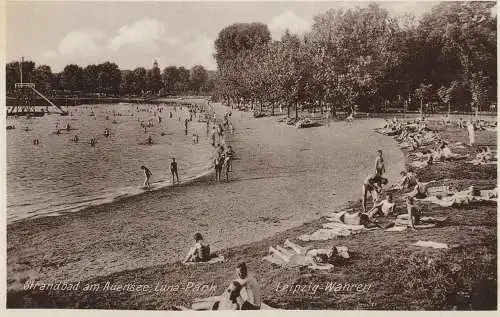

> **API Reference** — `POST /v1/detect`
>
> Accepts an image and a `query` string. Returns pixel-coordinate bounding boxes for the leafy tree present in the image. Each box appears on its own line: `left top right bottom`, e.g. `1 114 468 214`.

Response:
190 65 208 94
32 65 53 94
60 64 84 92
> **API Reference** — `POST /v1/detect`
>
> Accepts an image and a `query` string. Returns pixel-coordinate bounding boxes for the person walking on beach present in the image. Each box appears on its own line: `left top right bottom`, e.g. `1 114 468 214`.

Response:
170 158 179 184
184 118 189 135
210 126 217 146
217 124 224 143
466 120 476 147
214 149 223 182
374 150 385 176
224 145 235 181
140 165 152 189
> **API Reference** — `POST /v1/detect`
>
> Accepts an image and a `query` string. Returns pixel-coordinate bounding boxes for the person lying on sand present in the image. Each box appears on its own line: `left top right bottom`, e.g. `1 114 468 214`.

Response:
269 245 333 270
365 193 395 220
362 174 388 212
183 233 210 263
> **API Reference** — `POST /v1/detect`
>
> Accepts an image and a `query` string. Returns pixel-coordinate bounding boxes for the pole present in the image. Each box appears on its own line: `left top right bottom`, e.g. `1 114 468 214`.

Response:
20 57 24 84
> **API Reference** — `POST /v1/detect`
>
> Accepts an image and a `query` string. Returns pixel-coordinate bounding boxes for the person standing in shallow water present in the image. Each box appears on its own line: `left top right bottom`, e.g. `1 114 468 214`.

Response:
140 165 152 189
170 158 179 184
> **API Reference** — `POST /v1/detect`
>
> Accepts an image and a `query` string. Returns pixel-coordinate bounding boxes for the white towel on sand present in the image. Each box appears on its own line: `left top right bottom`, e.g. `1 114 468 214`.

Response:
412 240 448 249
298 228 351 241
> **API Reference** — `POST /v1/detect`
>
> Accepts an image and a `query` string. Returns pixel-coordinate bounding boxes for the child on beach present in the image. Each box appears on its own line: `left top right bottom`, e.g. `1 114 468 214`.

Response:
170 158 179 184
374 150 385 176
140 165 152 189
183 233 211 263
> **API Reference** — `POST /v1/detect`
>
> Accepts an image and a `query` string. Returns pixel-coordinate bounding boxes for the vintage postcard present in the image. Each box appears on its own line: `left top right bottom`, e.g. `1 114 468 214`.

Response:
3 0 497 313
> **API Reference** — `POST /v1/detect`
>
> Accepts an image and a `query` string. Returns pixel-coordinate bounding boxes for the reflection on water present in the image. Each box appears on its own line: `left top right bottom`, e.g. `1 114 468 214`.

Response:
7 103 213 223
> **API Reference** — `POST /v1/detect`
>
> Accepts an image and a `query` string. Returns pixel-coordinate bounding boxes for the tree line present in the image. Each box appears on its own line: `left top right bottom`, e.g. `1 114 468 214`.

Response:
6 60 214 97
213 2 496 114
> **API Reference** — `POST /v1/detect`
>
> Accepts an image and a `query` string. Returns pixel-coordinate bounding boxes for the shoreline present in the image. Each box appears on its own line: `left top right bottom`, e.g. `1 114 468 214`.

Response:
6 110 496 309
7 104 403 292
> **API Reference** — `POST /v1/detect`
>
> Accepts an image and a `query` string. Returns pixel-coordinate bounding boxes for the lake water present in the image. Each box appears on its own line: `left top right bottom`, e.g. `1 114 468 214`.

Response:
6 102 214 223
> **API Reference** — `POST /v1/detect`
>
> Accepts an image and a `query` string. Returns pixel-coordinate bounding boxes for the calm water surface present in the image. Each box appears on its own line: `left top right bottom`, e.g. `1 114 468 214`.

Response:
6 103 213 223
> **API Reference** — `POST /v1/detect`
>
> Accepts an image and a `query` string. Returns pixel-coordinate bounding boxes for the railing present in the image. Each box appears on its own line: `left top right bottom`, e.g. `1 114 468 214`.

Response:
15 83 35 88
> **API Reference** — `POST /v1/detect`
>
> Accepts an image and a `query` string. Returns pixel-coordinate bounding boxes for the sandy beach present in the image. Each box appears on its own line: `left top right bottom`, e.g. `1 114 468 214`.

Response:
7 103 404 291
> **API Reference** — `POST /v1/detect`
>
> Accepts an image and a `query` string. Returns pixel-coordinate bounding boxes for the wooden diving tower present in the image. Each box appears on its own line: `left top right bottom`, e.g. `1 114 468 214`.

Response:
7 57 68 117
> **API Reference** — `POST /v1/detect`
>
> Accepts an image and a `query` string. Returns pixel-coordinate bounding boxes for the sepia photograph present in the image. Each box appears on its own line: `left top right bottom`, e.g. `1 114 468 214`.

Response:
3 0 498 311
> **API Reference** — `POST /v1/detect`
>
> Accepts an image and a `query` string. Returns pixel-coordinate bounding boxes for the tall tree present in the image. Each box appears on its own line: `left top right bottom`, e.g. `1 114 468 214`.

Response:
60 64 84 92
190 65 208 94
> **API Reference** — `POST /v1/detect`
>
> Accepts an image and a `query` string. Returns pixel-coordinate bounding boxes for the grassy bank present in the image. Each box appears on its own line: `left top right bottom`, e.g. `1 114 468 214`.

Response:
7 122 496 310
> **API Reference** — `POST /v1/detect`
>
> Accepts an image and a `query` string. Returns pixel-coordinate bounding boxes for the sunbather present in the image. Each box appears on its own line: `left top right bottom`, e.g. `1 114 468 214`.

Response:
234 262 261 310
268 244 335 270
183 233 211 263
393 171 418 190
407 180 438 199
365 193 395 219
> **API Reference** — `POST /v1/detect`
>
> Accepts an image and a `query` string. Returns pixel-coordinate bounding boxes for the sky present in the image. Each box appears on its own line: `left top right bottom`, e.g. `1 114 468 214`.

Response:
6 1 442 72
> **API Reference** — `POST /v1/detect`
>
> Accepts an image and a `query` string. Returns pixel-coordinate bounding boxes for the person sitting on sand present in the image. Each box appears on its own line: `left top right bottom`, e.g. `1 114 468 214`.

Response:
140 165 152 189
170 158 179 184
365 193 395 219
234 262 261 310
216 281 244 310
477 147 495 163
392 171 418 190
362 174 388 212
183 233 211 263
374 150 386 176
407 180 438 199
147 135 153 145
